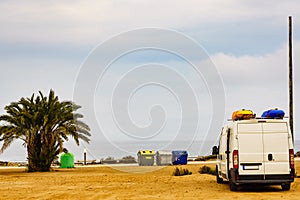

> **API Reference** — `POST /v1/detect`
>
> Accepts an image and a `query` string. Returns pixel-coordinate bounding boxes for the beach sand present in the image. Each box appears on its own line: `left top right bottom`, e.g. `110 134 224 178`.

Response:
0 161 299 200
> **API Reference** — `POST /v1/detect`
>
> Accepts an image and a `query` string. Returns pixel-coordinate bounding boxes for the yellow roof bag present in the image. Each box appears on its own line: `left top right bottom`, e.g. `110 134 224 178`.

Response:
232 109 255 121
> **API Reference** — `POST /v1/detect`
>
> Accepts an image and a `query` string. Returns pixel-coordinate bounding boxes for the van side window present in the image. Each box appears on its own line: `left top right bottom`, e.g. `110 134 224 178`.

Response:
218 128 223 147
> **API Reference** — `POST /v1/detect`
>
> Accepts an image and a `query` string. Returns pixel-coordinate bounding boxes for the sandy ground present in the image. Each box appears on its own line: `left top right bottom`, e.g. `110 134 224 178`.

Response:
0 161 299 200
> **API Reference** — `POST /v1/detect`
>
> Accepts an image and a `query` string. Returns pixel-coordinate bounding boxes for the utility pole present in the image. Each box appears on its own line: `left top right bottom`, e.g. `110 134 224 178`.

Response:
288 16 294 141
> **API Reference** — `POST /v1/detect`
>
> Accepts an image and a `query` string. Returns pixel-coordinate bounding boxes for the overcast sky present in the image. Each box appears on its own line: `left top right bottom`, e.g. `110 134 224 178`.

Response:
1 0 300 161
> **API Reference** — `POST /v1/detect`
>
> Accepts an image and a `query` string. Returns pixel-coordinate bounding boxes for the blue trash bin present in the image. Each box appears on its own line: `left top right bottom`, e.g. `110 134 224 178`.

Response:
172 150 188 165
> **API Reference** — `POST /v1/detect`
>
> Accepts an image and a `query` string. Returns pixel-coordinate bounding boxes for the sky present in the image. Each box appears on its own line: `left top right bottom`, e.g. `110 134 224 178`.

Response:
1 0 300 161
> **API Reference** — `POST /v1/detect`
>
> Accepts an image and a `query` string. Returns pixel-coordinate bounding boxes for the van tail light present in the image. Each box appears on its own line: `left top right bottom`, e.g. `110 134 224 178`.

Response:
289 149 294 169
233 150 239 169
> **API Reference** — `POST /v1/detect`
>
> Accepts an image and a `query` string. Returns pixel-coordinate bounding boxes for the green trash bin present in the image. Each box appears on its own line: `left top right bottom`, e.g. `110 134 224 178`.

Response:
60 152 74 168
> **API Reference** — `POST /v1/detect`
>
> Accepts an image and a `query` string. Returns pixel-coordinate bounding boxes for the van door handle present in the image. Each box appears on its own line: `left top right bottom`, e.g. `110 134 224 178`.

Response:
268 153 273 161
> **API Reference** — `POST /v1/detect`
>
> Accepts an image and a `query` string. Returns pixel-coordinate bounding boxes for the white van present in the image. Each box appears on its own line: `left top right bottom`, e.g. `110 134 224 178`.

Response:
216 118 295 191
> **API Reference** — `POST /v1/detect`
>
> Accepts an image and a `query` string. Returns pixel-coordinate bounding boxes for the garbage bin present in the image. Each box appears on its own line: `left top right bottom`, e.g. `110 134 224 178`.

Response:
137 150 155 166
172 150 188 165
60 149 74 168
156 151 172 166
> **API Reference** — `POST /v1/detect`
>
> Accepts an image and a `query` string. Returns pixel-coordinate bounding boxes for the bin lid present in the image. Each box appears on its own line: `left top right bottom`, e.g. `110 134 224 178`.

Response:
138 150 155 155
156 150 172 155
172 150 188 155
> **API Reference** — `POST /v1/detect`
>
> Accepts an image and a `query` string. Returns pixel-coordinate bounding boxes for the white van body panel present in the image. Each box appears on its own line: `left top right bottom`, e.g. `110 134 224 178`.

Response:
216 119 294 190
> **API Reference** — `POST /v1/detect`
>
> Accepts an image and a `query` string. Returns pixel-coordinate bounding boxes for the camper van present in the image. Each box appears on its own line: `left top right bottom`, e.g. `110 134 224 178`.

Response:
216 118 295 191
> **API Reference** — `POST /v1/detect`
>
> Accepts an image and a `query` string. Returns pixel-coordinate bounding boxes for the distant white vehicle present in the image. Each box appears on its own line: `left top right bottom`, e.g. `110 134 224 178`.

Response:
215 118 295 191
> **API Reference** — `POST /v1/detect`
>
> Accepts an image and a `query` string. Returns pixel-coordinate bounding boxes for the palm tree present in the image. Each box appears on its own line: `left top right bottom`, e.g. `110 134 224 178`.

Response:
0 90 91 172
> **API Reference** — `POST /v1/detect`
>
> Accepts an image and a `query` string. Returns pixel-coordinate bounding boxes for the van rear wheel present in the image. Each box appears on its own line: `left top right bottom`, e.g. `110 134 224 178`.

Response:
281 183 291 191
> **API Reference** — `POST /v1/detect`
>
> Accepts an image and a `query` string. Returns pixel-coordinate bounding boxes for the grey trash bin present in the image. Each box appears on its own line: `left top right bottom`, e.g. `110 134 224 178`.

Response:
156 151 172 166
137 150 155 166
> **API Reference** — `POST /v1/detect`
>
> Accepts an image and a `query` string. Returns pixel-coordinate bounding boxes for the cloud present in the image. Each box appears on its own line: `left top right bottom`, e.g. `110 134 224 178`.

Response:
0 58 79 115
1 0 300 48
213 40 300 87
213 46 286 87
211 41 300 122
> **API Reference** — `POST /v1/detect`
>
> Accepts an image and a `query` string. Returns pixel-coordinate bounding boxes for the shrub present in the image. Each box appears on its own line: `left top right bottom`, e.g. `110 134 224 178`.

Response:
119 155 137 163
198 165 217 175
194 157 206 161
194 155 217 161
173 167 192 176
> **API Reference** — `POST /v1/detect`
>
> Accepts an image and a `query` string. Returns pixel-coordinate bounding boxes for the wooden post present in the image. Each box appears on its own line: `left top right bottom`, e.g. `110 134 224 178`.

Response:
84 148 87 165
288 16 294 141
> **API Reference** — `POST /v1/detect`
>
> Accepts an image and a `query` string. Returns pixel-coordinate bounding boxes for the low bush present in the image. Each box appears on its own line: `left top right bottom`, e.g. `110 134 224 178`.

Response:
194 157 206 161
173 167 192 176
198 165 217 175
194 155 217 161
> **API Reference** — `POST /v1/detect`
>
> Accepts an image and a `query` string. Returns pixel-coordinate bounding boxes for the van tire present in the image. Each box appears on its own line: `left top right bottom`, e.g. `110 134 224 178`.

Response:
216 175 223 184
216 166 223 184
281 183 291 191
229 178 238 191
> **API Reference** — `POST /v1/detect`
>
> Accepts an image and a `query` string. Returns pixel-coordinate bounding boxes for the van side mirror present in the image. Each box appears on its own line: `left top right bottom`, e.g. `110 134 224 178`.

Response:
212 146 219 155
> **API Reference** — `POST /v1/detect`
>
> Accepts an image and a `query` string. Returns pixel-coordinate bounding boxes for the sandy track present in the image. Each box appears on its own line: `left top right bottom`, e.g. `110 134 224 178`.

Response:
0 161 299 200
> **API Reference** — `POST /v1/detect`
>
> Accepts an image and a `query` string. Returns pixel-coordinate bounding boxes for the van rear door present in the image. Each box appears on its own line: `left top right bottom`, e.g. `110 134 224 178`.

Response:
262 122 290 175
237 123 264 175
237 122 290 176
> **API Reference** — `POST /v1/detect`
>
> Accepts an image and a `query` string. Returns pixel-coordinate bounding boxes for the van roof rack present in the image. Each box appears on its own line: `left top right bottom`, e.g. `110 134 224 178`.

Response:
227 116 288 121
